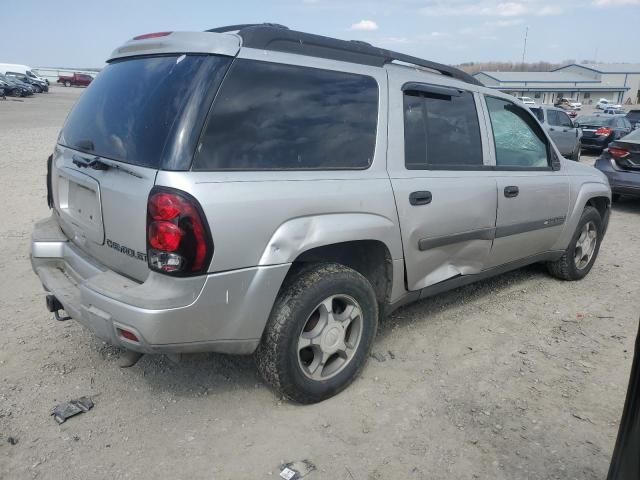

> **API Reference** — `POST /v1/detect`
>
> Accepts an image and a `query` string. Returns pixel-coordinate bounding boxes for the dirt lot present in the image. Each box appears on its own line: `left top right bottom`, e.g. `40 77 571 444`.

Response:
1 88 639 480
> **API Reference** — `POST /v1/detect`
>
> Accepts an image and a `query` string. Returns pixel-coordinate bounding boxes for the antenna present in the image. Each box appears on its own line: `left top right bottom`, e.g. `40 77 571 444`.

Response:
521 26 528 66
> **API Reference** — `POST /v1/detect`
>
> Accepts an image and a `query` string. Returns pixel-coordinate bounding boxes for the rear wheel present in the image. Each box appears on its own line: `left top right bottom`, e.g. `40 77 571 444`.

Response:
256 263 378 404
547 206 603 281
64 81 71 87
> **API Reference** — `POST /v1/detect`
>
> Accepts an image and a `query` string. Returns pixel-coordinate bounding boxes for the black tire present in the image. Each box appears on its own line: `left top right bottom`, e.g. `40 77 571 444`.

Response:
570 145 581 161
547 206 603 281
612 193 621 203
255 263 378 404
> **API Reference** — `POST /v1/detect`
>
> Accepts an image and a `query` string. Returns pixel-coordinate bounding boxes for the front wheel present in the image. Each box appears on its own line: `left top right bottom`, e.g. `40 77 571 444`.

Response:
547 206 603 281
64 81 71 87
256 263 378 404
570 144 581 161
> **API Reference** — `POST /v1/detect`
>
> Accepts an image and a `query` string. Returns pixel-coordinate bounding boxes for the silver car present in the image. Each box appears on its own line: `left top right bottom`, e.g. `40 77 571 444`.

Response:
530 105 582 160
31 24 611 403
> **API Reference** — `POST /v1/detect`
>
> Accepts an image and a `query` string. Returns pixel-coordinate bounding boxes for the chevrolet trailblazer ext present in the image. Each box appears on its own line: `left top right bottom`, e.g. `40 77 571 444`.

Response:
31 24 611 403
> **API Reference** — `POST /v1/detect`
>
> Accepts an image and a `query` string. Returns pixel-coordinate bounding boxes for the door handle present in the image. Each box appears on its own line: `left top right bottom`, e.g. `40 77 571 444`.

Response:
409 191 432 206
504 186 519 198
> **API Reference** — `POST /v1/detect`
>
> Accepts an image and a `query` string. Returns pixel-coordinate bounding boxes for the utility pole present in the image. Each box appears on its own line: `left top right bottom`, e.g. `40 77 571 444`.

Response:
521 26 528 67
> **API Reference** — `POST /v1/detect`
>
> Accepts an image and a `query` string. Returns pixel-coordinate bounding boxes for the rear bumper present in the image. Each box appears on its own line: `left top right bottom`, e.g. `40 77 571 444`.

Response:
582 136 609 149
595 158 640 198
30 216 290 355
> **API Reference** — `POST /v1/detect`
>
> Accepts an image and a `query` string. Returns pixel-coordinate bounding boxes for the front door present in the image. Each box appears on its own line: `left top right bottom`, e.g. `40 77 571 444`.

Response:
547 109 579 157
387 71 498 291
482 96 571 268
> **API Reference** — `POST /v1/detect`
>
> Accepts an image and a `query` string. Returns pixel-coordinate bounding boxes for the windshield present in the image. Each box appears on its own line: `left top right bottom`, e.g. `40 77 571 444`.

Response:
59 54 232 169
575 116 611 127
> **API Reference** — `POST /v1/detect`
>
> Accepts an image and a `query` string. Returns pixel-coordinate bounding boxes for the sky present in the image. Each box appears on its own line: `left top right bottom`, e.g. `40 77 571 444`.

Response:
1 0 639 68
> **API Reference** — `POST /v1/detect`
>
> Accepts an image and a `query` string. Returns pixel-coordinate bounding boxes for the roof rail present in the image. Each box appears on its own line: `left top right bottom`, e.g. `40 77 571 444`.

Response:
204 24 480 86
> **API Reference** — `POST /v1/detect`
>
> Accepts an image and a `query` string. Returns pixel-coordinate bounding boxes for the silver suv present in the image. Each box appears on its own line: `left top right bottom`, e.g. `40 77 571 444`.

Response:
31 24 611 403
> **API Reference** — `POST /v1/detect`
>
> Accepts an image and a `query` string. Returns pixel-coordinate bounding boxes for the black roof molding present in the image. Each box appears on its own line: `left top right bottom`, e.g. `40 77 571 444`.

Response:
205 24 481 86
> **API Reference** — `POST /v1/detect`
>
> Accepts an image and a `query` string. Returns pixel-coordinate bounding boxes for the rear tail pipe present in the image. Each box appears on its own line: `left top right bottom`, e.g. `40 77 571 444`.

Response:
46 295 71 321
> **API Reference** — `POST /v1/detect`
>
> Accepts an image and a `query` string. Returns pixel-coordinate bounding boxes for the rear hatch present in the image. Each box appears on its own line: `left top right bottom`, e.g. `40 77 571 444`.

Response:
52 53 232 282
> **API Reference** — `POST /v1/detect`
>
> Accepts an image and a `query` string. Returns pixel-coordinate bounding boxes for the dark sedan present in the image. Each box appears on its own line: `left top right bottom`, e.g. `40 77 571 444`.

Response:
575 114 633 152
595 128 640 201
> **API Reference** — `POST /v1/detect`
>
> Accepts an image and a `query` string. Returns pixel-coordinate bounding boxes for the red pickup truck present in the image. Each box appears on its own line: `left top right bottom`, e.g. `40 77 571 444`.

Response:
57 73 93 87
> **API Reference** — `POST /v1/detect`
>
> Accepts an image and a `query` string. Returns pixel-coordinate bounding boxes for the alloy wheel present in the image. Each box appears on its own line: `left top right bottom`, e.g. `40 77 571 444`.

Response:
574 220 597 270
297 294 364 381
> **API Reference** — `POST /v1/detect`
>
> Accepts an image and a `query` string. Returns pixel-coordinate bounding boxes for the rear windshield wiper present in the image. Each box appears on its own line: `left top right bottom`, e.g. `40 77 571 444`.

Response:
72 154 144 179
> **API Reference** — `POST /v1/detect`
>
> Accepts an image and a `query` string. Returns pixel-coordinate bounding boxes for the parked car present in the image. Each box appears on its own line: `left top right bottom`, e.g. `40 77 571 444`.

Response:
529 105 582 160
556 97 581 110
596 98 622 110
57 73 93 87
5 71 48 93
31 25 611 403
575 114 633 152
0 74 25 97
603 107 627 115
595 128 640 201
517 96 536 105
0 73 32 96
625 109 640 129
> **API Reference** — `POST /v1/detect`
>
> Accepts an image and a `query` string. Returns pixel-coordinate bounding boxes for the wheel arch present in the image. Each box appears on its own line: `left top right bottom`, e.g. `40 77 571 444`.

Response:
258 213 405 306
554 182 611 250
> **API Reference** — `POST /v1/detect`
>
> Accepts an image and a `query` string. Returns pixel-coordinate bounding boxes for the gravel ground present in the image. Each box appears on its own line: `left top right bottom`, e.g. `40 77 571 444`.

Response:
1 88 639 480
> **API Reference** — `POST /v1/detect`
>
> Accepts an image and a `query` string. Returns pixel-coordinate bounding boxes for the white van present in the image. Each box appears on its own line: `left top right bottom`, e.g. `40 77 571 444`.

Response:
0 63 48 85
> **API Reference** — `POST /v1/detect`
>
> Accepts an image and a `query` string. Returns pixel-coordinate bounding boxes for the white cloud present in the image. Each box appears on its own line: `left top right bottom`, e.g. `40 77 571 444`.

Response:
537 5 563 15
350 19 379 31
420 1 565 17
486 18 525 26
593 0 640 6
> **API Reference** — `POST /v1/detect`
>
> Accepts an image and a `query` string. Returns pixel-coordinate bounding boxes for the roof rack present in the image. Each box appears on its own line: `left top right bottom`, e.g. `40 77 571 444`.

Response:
205 24 480 86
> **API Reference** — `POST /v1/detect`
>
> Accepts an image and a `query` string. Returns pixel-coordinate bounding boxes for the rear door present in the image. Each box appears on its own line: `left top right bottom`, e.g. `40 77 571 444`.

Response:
52 54 231 281
547 109 578 156
482 95 570 268
387 71 497 291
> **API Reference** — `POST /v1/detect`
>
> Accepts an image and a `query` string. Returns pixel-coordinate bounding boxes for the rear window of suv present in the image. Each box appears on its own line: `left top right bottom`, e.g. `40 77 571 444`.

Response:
193 60 379 170
59 54 232 169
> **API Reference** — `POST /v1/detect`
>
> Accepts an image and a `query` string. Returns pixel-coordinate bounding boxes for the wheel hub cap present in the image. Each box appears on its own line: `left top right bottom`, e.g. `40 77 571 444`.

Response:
297 294 364 381
574 220 598 270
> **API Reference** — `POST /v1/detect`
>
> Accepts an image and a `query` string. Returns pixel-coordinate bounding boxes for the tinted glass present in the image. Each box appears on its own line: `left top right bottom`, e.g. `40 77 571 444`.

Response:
575 115 609 127
486 96 549 168
530 107 544 122
627 111 640 122
194 60 378 170
60 54 231 168
556 111 573 127
547 110 560 126
403 90 483 169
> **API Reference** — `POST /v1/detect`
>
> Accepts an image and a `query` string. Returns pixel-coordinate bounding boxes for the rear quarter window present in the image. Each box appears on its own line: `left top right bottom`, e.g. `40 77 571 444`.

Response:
193 60 379 170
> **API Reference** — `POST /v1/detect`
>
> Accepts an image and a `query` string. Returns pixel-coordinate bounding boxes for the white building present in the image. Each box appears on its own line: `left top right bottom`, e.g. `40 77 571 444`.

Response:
474 63 640 105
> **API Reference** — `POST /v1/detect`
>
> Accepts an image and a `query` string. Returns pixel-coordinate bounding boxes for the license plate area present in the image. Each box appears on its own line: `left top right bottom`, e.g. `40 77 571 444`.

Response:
56 168 104 245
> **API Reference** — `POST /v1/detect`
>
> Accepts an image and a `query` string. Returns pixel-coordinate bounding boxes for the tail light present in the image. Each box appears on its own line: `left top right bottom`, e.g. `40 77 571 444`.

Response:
595 127 613 137
146 188 213 276
133 31 173 40
608 147 630 159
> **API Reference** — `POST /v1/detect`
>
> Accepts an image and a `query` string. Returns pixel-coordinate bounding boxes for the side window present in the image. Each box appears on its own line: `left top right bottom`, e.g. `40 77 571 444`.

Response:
547 110 561 126
485 96 550 168
556 111 573 127
530 108 544 123
403 88 483 169
194 60 379 170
